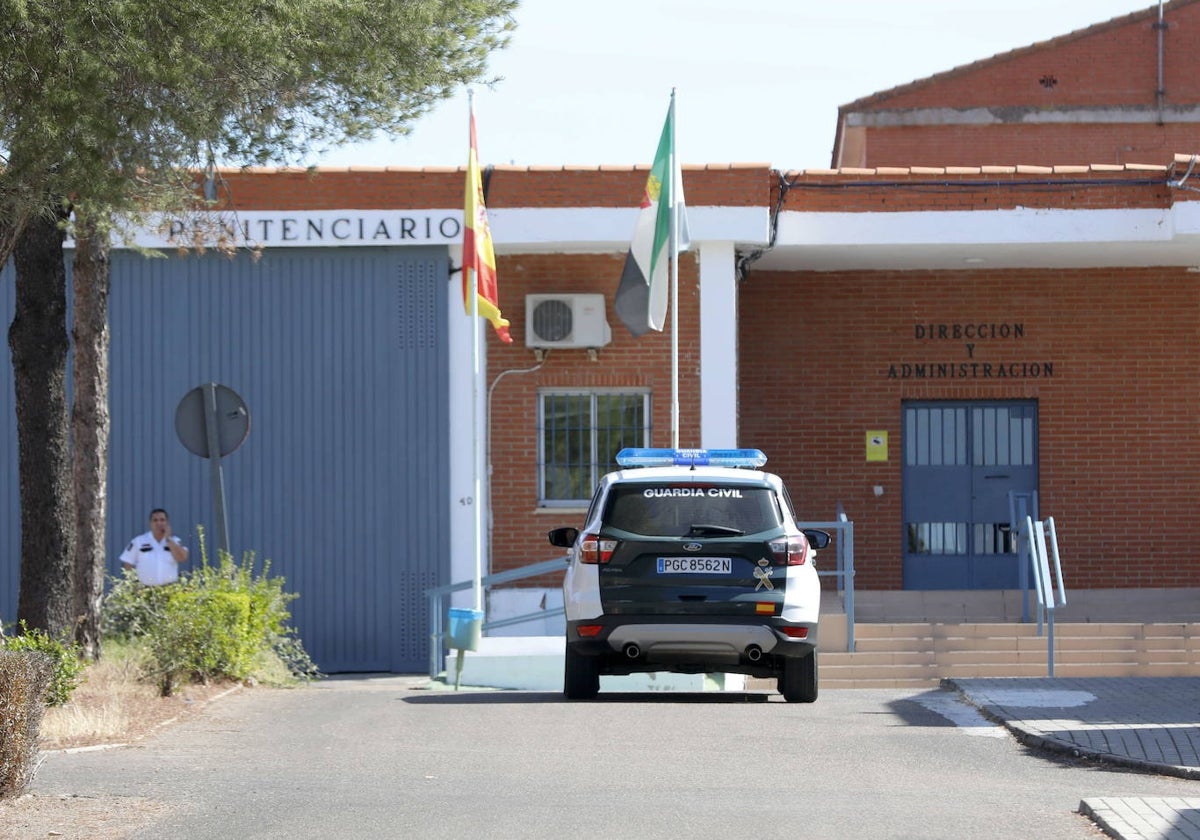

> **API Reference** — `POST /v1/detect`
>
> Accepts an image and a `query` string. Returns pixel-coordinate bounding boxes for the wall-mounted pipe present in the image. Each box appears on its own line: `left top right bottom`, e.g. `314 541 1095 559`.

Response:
1156 0 1167 124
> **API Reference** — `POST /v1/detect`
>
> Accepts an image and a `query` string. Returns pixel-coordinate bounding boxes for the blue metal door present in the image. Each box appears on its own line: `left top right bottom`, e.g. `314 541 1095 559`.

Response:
902 401 1038 589
1 248 449 673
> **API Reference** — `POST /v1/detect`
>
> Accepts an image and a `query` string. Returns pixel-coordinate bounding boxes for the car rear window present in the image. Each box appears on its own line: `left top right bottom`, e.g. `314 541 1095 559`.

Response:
603 483 783 536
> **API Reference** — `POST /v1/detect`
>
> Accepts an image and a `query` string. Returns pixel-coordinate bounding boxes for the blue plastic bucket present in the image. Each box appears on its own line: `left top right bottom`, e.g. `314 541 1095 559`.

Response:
447 607 484 651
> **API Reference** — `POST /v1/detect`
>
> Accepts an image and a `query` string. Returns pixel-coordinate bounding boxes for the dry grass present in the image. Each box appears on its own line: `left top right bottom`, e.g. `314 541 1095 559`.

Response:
0 642 240 838
38 641 236 751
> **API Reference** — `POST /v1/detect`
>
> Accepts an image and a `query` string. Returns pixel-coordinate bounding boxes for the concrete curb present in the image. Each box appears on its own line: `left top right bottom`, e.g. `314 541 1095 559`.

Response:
1080 797 1200 840
941 678 1200 782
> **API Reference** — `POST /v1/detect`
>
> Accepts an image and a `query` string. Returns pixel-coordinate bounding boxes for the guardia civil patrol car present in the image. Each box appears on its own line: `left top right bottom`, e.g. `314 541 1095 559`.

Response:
548 448 829 702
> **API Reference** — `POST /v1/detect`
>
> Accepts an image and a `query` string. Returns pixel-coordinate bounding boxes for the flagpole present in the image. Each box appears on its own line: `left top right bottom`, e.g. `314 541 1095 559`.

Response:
669 88 680 449
468 90 483 612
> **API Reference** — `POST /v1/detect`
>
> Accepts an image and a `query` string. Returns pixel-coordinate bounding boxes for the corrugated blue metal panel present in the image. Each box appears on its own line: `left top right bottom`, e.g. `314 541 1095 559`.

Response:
2 247 449 672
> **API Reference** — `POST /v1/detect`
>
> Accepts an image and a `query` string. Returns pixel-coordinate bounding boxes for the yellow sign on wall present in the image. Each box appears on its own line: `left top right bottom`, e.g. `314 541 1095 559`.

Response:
866 430 888 462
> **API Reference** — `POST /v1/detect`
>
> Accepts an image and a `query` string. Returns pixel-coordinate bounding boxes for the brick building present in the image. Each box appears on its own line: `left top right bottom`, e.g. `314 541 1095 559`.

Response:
4 2 1200 671
835 0 1200 168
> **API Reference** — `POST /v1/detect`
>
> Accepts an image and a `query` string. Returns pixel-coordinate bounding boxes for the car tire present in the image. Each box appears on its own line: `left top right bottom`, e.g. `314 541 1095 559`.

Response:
779 651 818 703
564 645 600 700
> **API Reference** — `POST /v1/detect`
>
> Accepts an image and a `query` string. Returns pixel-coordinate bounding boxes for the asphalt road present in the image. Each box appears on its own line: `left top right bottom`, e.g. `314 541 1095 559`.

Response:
25 677 1200 839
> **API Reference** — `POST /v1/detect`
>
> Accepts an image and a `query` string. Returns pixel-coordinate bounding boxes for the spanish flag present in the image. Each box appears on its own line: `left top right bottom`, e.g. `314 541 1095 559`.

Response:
463 102 511 343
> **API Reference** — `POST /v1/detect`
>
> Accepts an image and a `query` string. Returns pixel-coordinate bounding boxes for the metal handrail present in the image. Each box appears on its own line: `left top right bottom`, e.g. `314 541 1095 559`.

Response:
425 556 567 677
1025 515 1066 676
804 517 856 652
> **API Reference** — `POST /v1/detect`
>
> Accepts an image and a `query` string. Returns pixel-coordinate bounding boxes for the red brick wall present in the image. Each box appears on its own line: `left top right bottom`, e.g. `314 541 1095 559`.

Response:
738 267 1200 589
217 164 772 210
486 252 701 581
843 1 1200 168
779 167 1175 212
848 124 1200 169
867 8 1200 110
777 168 1171 216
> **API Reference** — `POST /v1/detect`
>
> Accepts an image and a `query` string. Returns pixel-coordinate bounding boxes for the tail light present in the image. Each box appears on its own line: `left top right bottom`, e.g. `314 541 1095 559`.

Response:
769 534 810 566
580 533 617 564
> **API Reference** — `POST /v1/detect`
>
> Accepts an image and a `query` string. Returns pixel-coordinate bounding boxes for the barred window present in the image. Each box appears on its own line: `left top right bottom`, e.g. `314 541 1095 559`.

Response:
907 522 968 555
539 391 650 505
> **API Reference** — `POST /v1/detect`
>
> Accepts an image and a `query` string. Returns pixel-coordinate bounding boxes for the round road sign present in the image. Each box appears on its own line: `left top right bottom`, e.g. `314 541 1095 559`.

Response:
175 383 251 458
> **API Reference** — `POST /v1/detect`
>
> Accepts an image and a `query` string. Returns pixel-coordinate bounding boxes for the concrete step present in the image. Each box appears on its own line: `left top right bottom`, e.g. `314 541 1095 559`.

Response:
821 664 940 681
826 678 941 689
815 617 1200 686
822 651 937 667
842 588 1200 624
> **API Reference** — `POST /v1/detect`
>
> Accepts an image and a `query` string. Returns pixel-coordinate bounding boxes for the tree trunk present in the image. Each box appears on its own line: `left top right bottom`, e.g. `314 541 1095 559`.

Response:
71 219 111 659
9 205 75 636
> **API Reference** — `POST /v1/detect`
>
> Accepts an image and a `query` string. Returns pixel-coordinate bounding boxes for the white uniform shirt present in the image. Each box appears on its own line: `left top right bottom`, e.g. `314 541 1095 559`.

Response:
119 531 184 586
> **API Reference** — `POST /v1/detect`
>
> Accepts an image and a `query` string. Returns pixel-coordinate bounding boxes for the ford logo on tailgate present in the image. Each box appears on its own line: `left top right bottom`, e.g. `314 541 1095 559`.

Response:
682 542 703 552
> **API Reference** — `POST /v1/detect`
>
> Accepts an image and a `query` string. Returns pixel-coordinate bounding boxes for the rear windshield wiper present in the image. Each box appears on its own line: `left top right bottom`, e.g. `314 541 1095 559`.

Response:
686 523 745 537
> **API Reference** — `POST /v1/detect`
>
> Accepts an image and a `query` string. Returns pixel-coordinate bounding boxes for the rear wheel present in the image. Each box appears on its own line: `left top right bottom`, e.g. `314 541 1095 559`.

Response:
564 645 600 700
779 651 818 703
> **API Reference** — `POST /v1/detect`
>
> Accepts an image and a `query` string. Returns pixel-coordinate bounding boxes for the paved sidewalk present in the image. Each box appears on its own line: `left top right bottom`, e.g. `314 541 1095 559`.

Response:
946 677 1200 840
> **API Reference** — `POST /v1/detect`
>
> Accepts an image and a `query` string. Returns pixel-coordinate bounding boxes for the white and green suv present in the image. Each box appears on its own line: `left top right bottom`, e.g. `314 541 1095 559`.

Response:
548 448 829 703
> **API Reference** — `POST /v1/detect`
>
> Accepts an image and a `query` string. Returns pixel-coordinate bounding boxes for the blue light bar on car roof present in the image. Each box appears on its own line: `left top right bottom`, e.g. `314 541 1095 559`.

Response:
615 448 768 468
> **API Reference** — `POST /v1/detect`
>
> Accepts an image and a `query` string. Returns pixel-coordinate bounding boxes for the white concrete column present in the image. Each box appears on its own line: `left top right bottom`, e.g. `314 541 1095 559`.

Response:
697 240 738 448
447 244 482 607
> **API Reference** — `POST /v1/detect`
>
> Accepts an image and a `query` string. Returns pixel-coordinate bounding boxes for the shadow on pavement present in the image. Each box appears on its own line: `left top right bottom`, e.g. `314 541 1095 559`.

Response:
402 690 774 705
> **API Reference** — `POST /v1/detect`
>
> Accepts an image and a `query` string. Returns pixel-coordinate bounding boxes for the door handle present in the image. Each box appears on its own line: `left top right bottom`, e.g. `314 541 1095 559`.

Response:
984 474 1010 479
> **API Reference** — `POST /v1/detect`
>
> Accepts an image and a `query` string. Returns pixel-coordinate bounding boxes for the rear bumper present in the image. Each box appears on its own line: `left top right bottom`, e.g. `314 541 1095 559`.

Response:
566 615 817 675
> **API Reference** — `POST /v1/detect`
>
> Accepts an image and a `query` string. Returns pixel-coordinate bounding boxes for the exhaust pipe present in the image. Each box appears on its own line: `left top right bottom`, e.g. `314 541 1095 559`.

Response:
623 643 641 659
745 645 763 662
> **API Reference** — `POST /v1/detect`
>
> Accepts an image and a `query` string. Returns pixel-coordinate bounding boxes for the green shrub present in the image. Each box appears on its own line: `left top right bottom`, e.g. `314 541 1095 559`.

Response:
0 649 53 800
149 589 257 692
3 622 84 707
102 567 172 639
269 633 322 683
103 530 320 695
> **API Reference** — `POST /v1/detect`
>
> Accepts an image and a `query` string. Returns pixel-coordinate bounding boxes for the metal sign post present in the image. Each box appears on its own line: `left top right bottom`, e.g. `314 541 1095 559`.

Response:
175 383 250 557
202 384 229 555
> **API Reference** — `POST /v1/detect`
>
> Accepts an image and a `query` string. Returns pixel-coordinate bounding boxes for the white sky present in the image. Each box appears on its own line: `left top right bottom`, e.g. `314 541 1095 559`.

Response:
305 0 1162 172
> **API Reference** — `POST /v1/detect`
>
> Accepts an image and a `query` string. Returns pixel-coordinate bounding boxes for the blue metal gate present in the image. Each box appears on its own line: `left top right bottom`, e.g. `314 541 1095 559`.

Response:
902 401 1038 589
1 247 449 672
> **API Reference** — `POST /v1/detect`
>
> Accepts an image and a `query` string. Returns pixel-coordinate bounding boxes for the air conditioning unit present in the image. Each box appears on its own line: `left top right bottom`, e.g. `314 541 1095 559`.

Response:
525 294 612 349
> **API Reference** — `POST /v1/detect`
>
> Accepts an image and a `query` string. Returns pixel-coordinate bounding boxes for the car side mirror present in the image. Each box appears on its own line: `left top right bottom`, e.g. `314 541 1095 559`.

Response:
548 527 578 549
803 528 831 550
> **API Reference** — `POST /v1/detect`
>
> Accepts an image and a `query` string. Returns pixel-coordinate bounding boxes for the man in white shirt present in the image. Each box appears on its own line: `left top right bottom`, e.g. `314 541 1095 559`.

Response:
119 508 190 585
